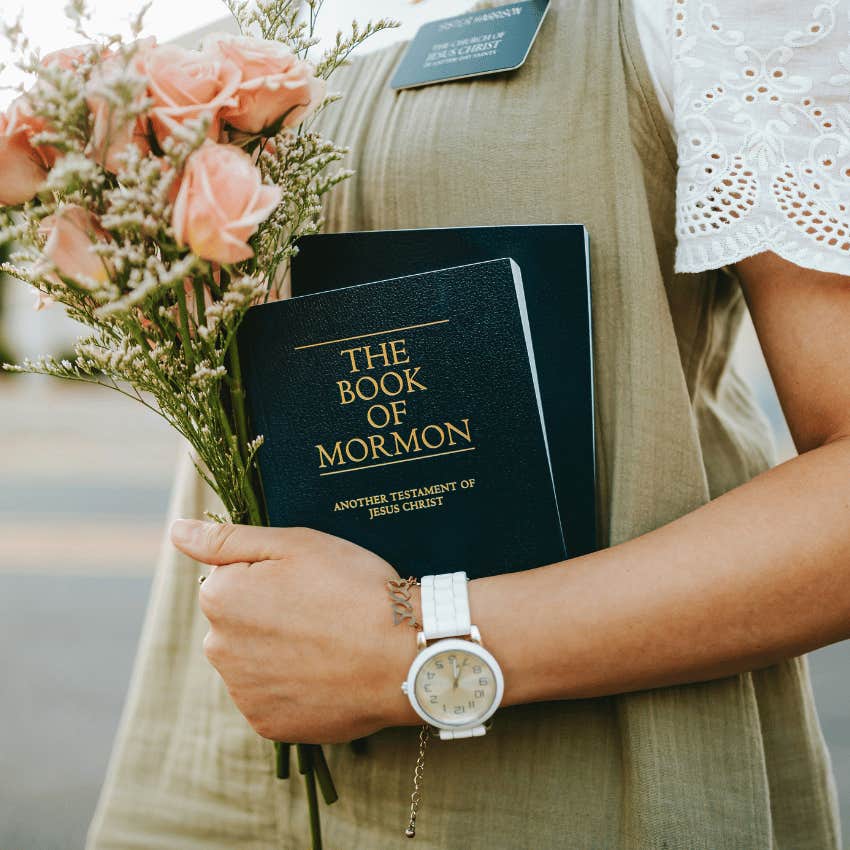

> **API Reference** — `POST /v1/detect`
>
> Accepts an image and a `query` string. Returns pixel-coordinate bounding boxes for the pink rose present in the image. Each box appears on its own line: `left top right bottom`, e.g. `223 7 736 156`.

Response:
1 44 111 193
203 34 325 134
144 45 241 145
39 205 110 287
172 143 281 264
42 43 109 70
0 99 50 205
87 39 155 173
6 94 63 168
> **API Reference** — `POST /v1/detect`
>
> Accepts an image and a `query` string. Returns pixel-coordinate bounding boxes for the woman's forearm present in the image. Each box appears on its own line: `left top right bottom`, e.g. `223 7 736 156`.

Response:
470 434 850 709
169 412 850 740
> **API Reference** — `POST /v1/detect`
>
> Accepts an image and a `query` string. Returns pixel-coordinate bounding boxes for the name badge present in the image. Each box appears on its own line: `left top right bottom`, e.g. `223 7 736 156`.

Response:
390 0 551 91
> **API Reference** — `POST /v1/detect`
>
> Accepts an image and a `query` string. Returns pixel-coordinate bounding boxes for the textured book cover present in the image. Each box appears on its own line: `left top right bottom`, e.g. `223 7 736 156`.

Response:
291 225 595 556
239 258 567 579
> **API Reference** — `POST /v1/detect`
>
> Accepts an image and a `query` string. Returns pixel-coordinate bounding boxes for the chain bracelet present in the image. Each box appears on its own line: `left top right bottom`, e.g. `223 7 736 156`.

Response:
405 723 432 838
385 576 432 839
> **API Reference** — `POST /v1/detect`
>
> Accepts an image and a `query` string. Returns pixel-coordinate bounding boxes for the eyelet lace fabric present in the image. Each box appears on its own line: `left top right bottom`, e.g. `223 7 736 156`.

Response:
671 0 850 275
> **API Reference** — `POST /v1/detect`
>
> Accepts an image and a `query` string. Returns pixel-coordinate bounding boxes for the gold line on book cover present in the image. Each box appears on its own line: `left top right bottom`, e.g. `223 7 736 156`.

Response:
293 319 450 351
319 446 476 477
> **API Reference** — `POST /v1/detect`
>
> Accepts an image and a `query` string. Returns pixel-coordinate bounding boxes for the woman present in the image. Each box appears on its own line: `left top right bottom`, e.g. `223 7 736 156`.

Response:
88 1 850 848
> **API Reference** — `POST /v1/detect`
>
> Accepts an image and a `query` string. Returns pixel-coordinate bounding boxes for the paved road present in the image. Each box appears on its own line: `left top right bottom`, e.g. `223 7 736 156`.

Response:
0 379 177 850
0 575 151 850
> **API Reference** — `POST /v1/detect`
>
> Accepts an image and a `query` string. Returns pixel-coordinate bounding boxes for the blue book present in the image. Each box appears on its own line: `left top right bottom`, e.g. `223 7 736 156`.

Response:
239 258 568 579
291 225 595 557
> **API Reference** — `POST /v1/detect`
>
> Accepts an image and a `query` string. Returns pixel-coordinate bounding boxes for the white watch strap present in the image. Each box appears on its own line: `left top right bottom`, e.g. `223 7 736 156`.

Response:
420 572 471 640
439 725 486 740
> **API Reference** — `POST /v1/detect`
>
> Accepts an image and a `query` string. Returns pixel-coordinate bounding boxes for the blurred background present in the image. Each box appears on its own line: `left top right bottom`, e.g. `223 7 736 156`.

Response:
0 2 848 849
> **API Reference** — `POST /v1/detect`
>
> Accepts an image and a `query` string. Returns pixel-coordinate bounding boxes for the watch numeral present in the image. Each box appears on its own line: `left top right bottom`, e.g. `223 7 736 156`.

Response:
423 684 432 693
479 677 489 687
435 661 444 669
473 665 482 674
454 705 465 714
474 689 485 699
468 700 476 709
429 696 438 704
426 671 436 680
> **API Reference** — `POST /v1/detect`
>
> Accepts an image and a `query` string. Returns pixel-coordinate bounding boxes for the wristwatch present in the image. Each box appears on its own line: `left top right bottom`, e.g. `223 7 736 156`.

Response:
401 572 504 739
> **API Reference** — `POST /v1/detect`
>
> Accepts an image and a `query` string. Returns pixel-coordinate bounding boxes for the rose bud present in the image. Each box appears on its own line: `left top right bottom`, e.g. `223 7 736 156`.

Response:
172 142 281 265
42 43 110 70
39 205 111 288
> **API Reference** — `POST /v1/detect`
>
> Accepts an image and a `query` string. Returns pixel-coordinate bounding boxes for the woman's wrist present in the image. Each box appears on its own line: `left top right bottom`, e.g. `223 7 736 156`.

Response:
378 582 423 729
380 570 543 729
469 569 565 709
469 574 524 707
381 572 534 730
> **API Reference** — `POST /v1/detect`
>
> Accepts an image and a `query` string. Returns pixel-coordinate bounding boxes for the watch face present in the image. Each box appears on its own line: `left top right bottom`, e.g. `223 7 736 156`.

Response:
413 646 498 726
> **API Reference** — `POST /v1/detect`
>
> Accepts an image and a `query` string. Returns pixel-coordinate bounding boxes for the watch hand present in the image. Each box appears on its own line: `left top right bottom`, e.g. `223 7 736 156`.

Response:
451 659 461 688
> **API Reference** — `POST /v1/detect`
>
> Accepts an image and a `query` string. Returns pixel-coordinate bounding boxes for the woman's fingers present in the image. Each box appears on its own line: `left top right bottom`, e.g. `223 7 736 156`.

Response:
170 519 284 565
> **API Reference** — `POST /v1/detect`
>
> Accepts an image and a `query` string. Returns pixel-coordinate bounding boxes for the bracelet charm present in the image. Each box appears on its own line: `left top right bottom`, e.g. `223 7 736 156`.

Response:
386 577 422 631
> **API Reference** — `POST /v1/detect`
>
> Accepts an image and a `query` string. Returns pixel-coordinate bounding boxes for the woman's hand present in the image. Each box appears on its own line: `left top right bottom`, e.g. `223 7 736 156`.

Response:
170 519 420 744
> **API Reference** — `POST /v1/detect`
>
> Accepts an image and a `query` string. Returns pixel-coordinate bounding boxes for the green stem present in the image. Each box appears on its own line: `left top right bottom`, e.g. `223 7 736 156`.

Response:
296 742 312 775
213 401 257 525
313 745 338 805
275 741 290 780
192 279 206 328
305 770 322 850
225 340 266 526
128 323 175 392
226 340 250 458
238 457 263 526
297 745 322 850
175 284 194 370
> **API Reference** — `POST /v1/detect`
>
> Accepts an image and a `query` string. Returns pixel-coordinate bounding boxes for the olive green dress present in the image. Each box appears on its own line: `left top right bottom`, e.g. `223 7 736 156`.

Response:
87 1 841 847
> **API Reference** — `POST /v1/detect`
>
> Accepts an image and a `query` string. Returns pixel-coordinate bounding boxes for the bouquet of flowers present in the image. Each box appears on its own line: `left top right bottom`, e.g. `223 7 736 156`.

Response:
0 2 393 847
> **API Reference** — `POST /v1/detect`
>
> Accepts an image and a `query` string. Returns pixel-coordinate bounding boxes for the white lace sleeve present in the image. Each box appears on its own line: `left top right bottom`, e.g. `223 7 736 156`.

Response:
672 0 850 275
